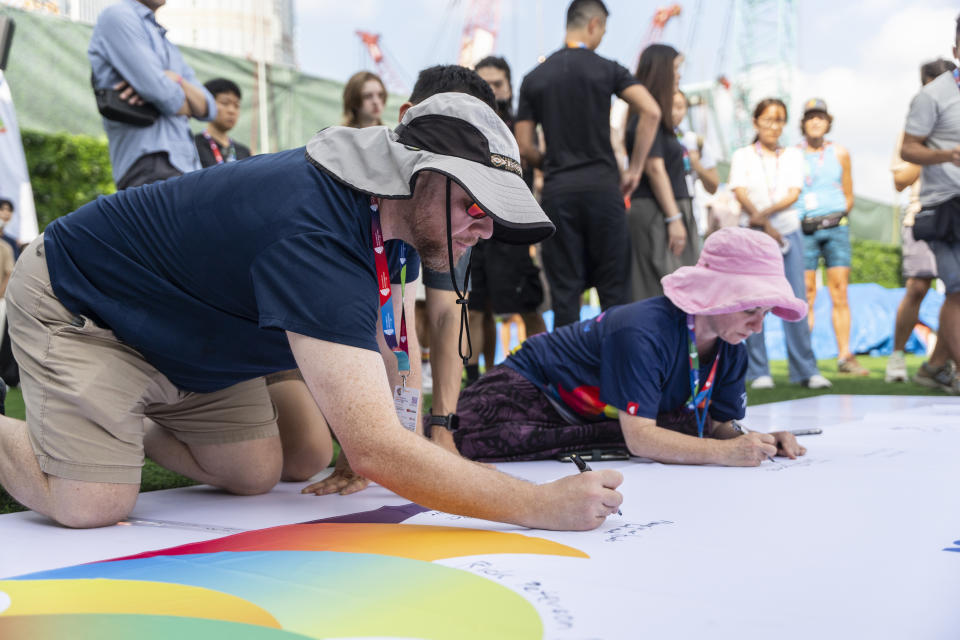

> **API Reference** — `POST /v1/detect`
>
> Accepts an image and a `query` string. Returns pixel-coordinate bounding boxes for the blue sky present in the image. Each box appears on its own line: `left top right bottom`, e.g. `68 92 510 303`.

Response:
293 0 958 202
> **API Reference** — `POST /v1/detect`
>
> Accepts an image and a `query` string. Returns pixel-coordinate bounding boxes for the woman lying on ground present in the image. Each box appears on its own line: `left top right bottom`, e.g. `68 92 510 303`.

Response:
450 227 808 466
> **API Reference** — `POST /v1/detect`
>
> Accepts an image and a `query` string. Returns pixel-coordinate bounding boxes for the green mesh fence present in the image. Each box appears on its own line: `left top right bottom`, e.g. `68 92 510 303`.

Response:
0 5 405 151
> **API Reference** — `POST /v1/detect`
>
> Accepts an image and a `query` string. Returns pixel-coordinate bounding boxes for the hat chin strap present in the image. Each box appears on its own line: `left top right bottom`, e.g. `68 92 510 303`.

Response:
445 177 473 365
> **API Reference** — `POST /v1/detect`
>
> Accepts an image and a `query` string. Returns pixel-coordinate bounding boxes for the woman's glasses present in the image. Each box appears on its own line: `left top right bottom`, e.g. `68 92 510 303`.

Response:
757 118 786 129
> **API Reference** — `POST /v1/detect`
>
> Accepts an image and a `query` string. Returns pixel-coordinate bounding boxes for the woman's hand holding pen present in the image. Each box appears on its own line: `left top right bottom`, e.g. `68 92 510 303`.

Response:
719 432 778 466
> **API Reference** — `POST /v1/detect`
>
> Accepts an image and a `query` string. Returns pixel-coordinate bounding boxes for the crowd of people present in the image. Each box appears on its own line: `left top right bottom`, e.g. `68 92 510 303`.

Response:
0 0 957 531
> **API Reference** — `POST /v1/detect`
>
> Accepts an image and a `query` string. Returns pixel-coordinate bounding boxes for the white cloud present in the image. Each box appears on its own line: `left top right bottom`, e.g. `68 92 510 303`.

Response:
796 5 957 202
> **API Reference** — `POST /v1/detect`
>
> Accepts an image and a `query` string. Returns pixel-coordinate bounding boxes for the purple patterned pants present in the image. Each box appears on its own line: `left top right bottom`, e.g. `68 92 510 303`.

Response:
454 365 711 462
454 365 626 461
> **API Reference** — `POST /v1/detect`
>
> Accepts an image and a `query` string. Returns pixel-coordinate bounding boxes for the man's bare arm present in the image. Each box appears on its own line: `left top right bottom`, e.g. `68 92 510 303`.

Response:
289 332 623 530
619 84 662 197
901 133 960 166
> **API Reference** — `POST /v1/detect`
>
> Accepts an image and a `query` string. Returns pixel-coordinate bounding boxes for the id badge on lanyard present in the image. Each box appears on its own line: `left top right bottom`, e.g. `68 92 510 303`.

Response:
370 198 420 431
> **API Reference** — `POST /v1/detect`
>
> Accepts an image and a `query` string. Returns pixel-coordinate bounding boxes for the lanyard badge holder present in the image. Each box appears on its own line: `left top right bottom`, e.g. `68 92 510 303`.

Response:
370 198 420 432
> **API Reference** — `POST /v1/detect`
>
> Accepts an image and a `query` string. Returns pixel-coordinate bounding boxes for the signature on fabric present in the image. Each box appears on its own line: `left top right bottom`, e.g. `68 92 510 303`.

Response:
604 520 674 543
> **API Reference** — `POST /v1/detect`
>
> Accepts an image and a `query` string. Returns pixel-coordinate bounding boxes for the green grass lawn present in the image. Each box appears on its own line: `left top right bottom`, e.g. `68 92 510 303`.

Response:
0 353 947 515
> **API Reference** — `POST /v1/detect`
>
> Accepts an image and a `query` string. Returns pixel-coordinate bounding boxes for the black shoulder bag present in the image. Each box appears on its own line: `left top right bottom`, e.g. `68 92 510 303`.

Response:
91 73 159 127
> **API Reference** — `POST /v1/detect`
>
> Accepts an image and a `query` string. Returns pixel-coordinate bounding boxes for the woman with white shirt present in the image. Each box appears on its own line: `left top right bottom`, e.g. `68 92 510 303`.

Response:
728 98 831 390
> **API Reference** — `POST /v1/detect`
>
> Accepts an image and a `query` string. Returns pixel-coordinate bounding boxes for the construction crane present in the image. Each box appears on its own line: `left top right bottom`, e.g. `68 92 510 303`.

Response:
456 0 502 68
355 30 411 95
721 0 798 155
644 4 682 52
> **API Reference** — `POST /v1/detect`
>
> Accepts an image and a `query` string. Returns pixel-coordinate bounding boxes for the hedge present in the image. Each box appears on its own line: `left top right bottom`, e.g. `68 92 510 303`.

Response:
21 129 114 231
850 238 901 289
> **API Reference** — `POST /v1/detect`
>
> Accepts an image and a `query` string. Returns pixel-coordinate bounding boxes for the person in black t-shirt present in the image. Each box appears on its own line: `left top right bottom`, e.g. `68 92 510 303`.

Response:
194 78 252 168
626 44 699 301
466 56 547 386
515 0 661 328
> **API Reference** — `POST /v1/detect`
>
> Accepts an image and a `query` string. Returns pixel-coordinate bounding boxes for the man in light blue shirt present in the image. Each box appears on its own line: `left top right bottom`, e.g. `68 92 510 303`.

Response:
88 0 217 189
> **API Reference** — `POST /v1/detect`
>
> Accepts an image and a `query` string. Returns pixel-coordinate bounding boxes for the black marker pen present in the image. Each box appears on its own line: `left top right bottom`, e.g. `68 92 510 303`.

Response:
569 453 622 516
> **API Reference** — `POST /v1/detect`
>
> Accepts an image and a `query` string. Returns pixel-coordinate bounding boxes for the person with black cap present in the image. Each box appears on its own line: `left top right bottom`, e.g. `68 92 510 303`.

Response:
0 92 623 531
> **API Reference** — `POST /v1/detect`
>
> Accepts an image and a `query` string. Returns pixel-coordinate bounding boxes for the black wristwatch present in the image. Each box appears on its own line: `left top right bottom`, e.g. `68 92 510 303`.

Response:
425 413 459 438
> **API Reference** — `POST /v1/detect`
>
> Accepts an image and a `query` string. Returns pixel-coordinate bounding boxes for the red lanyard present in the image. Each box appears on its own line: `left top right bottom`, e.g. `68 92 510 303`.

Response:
202 131 235 165
369 197 410 379
754 142 782 205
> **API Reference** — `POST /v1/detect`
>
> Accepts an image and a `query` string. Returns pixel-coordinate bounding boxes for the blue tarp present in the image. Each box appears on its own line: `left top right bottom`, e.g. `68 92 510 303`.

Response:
761 283 943 360
491 285 944 366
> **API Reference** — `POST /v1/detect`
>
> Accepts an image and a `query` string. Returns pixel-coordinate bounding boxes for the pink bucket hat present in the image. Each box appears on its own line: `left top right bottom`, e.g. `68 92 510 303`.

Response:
661 227 808 322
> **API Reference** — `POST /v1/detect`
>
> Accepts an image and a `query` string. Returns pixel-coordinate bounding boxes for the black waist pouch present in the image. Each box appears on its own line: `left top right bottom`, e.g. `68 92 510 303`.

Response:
913 196 960 243
801 211 845 235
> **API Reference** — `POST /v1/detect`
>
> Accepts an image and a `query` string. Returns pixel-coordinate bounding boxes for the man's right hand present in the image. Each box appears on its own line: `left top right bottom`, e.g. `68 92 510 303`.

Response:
526 469 624 531
620 168 642 198
667 218 687 256
112 81 145 106
719 432 778 466
951 145 960 167
301 450 371 496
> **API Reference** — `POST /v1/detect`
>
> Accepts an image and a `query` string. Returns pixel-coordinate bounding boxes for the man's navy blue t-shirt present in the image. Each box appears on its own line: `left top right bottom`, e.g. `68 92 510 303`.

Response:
43 148 420 393
506 297 748 423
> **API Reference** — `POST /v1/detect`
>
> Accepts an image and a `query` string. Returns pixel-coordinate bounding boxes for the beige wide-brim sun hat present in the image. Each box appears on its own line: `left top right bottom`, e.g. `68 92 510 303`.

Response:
306 92 555 245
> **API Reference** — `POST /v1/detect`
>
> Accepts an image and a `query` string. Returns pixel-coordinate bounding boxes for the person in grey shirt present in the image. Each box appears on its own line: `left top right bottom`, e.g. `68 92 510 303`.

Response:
89 0 216 189
901 12 960 394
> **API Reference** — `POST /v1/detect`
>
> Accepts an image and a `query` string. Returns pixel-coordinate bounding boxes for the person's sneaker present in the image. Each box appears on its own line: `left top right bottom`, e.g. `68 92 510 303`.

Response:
837 357 870 376
750 375 775 390
914 361 958 394
802 374 832 389
885 351 908 383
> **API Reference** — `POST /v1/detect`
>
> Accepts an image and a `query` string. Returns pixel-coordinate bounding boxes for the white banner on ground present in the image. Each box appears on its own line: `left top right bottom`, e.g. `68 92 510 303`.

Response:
0 70 37 245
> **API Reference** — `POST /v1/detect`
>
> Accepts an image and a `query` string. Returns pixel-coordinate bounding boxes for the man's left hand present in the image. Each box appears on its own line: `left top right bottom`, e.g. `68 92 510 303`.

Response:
301 450 370 496
770 431 806 459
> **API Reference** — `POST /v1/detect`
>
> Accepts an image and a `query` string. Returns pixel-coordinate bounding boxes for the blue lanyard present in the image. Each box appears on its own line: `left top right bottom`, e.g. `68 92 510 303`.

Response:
685 314 720 438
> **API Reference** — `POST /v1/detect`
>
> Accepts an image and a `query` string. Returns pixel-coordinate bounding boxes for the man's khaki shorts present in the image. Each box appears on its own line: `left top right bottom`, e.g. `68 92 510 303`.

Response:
6 237 279 484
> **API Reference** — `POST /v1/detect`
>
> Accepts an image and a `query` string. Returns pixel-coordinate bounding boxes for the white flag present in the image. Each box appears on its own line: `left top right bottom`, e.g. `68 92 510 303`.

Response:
0 70 38 245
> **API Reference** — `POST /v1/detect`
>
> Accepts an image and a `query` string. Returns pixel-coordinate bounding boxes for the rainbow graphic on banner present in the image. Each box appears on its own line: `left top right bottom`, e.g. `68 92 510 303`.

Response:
0 522 588 639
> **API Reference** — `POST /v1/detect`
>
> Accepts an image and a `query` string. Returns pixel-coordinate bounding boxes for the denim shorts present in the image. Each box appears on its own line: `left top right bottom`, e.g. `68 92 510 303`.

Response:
803 224 851 270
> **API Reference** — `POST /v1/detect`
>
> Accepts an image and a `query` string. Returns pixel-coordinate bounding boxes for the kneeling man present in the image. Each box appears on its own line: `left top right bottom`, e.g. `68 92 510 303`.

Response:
0 93 622 530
